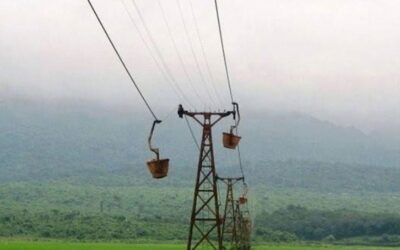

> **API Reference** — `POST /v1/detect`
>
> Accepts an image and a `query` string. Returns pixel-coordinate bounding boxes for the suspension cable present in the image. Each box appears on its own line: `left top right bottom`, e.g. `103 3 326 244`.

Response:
129 0 202 109
87 0 158 120
213 0 246 185
177 0 217 107
184 115 200 150
120 0 195 109
213 0 234 103
237 145 246 184
233 106 245 182
156 0 205 108
188 0 223 107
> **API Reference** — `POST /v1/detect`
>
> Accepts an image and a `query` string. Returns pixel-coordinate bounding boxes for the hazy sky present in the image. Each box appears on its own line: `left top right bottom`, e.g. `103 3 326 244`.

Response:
0 0 399 132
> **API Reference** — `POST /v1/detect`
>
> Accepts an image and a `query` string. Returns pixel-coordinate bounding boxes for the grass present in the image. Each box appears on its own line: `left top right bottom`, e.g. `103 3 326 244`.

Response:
0 241 181 250
1 241 400 250
254 246 400 250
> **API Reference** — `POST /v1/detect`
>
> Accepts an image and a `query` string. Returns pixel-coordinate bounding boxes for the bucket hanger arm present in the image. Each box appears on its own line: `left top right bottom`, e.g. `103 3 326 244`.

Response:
148 119 162 160
230 102 240 133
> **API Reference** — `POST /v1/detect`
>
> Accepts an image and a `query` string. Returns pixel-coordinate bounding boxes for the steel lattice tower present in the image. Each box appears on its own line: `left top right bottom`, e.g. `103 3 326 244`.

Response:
217 176 243 248
234 200 243 248
237 201 251 250
178 105 234 250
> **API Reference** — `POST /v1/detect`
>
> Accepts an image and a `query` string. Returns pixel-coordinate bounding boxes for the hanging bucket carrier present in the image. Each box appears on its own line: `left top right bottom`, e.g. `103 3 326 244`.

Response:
147 120 169 179
239 196 248 204
239 182 249 204
223 102 241 149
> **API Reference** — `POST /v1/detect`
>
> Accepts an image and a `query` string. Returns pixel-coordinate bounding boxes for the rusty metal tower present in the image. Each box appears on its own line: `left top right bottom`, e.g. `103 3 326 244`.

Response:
234 200 243 248
217 176 243 248
178 104 235 250
237 200 252 250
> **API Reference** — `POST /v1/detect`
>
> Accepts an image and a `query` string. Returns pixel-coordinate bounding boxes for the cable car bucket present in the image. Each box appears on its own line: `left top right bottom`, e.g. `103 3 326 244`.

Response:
223 102 241 149
239 182 248 204
146 120 169 179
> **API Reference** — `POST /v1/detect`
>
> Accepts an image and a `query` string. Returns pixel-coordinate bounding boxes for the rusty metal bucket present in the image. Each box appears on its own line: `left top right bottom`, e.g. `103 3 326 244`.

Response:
239 196 248 204
223 102 241 149
147 158 169 179
147 120 169 179
223 132 241 149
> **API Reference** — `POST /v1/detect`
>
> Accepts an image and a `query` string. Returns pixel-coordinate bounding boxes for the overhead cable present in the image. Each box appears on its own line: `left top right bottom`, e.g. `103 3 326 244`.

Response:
237 145 246 184
156 0 205 107
87 0 158 120
188 0 224 107
120 0 195 109
213 0 234 103
184 115 200 150
177 0 217 106
130 0 201 109
213 1 247 186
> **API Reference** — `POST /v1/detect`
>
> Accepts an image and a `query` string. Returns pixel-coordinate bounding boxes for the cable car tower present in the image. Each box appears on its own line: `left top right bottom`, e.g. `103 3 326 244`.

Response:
217 176 244 249
237 201 252 250
178 105 236 250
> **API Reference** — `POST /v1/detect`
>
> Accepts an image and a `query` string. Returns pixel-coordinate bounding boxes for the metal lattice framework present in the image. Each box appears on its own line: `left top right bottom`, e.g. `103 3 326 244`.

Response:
234 200 243 248
217 176 244 249
237 201 252 250
178 105 234 250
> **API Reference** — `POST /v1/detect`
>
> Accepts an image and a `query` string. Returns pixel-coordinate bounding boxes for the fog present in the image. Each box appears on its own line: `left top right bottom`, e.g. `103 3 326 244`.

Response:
0 0 399 132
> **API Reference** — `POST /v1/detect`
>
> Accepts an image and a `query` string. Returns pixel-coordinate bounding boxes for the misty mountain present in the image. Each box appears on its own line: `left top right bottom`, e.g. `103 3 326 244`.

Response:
241 112 399 167
0 99 398 184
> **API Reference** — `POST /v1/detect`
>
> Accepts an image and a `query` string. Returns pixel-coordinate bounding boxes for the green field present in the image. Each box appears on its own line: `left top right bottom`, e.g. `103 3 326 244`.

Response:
0 241 399 250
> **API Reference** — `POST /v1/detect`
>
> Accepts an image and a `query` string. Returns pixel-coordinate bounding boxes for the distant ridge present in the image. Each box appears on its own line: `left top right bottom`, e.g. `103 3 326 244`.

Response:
0 99 398 183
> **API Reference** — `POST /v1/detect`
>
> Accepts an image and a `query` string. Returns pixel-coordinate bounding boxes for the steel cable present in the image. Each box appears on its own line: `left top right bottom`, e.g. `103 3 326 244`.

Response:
130 0 203 108
213 0 234 103
177 0 217 107
184 115 200 150
213 0 247 186
236 145 246 184
120 0 195 109
188 0 224 107
156 0 206 108
87 0 158 120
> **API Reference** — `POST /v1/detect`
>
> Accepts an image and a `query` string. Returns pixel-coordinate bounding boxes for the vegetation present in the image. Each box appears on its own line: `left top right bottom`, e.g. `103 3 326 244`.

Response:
2 201 400 245
256 206 400 245
0 241 399 250
0 241 184 250
1 101 400 246
2 171 400 244
0 210 186 241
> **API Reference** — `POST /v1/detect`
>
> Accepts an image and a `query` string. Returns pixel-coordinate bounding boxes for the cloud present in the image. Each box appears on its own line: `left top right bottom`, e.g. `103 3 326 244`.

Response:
0 0 399 131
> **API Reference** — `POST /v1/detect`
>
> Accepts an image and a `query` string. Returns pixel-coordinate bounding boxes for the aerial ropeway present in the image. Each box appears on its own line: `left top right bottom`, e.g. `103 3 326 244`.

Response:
88 0 245 182
89 0 251 248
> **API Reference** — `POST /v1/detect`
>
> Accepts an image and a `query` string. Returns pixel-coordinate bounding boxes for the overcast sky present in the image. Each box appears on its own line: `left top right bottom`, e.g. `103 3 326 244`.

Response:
0 0 399 132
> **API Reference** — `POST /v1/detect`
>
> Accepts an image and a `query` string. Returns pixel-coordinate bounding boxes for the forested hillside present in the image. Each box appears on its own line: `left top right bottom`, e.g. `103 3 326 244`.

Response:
0 99 399 244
